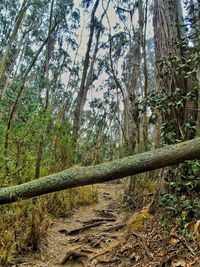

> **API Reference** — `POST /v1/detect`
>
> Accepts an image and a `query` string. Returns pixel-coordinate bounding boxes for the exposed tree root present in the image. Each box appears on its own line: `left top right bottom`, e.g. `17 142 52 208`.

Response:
101 223 126 232
59 221 105 235
82 217 116 225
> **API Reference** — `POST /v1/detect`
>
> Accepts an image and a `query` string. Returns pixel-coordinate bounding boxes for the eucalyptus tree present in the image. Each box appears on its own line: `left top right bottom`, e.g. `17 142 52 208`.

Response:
104 0 149 155
72 0 111 145
0 0 53 176
153 0 198 146
150 0 200 210
185 0 200 131
34 0 55 179
72 0 100 145
76 71 125 164
0 0 80 179
0 0 29 82
1 137 200 205
29 0 80 177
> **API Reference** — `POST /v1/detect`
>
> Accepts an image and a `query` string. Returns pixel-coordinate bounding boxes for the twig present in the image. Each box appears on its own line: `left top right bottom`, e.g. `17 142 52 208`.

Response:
170 234 195 256
6 164 26 178
131 231 153 259
90 249 111 261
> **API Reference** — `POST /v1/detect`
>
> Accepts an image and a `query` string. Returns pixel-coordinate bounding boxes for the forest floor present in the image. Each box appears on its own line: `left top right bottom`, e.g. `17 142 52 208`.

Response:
15 183 199 267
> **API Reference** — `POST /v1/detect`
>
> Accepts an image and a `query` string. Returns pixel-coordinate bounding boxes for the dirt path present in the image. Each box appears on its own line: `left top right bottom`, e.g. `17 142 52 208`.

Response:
19 183 128 267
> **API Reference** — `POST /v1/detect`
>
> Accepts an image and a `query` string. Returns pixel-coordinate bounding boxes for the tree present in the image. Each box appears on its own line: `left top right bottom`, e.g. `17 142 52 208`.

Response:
153 0 198 145
0 0 77 179
72 0 101 144
34 0 55 179
150 0 200 210
0 0 29 82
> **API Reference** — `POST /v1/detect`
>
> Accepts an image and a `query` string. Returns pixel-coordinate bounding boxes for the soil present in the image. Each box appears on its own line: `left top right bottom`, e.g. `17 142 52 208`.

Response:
13 182 200 267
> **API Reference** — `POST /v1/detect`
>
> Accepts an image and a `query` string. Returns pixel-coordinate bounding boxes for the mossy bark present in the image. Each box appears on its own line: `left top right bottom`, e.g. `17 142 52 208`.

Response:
0 138 200 205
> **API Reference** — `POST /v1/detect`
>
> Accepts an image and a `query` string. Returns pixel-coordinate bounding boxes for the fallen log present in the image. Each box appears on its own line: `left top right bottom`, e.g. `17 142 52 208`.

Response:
0 138 200 205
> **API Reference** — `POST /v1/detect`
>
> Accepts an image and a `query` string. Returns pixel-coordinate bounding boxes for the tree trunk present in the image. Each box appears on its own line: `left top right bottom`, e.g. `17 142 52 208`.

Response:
0 137 200 205
72 0 100 144
153 0 197 142
126 1 145 194
152 0 198 210
34 0 54 179
190 0 200 133
3 19 59 177
142 0 149 151
0 0 28 81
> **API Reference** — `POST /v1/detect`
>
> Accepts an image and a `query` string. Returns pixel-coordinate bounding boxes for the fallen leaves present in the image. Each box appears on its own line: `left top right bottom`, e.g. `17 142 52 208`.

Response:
171 259 187 267
169 237 180 246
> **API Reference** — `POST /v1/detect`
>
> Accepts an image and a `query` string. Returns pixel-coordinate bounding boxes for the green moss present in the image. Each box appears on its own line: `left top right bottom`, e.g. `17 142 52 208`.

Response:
128 206 154 230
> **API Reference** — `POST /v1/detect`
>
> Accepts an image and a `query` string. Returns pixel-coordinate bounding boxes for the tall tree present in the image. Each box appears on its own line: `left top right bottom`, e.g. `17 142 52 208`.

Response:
142 0 149 151
34 0 54 179
151 0 199 210
0 0 28 82
72 0 100 144
153 0 197 145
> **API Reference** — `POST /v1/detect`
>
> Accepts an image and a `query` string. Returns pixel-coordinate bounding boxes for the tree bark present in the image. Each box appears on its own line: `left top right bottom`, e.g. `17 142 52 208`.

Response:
0 138 200 205
152 0 198 204
153 0 197 142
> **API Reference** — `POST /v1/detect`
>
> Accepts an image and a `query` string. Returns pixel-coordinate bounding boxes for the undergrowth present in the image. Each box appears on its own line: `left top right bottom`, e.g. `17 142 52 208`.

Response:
0 185 98 265
124 173 156 210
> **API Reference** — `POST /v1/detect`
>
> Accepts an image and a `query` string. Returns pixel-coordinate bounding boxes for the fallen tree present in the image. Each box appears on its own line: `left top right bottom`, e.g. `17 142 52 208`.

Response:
0 138 200 205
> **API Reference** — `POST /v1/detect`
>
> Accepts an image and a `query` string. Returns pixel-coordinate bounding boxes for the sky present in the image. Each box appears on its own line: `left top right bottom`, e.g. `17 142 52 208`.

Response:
17 0 186 109
70 0 187 110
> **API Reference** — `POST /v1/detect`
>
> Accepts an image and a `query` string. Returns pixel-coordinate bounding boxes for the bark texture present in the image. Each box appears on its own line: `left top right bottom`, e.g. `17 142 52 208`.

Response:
153 0 197 143
0 138 200 205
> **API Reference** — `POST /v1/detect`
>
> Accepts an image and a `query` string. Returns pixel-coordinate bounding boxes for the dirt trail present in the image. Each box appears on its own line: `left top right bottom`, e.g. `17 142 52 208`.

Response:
19 183 128 267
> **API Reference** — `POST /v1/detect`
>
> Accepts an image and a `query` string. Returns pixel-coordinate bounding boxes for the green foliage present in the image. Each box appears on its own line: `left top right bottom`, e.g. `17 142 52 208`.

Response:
51 121 75 172
160 193 200 231
160 193 177 207
159 158 200 231
170 160 200 193
144 85 197 144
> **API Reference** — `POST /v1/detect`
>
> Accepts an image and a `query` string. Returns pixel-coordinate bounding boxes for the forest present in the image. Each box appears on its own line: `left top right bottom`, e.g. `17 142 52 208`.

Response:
0 0 200 266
